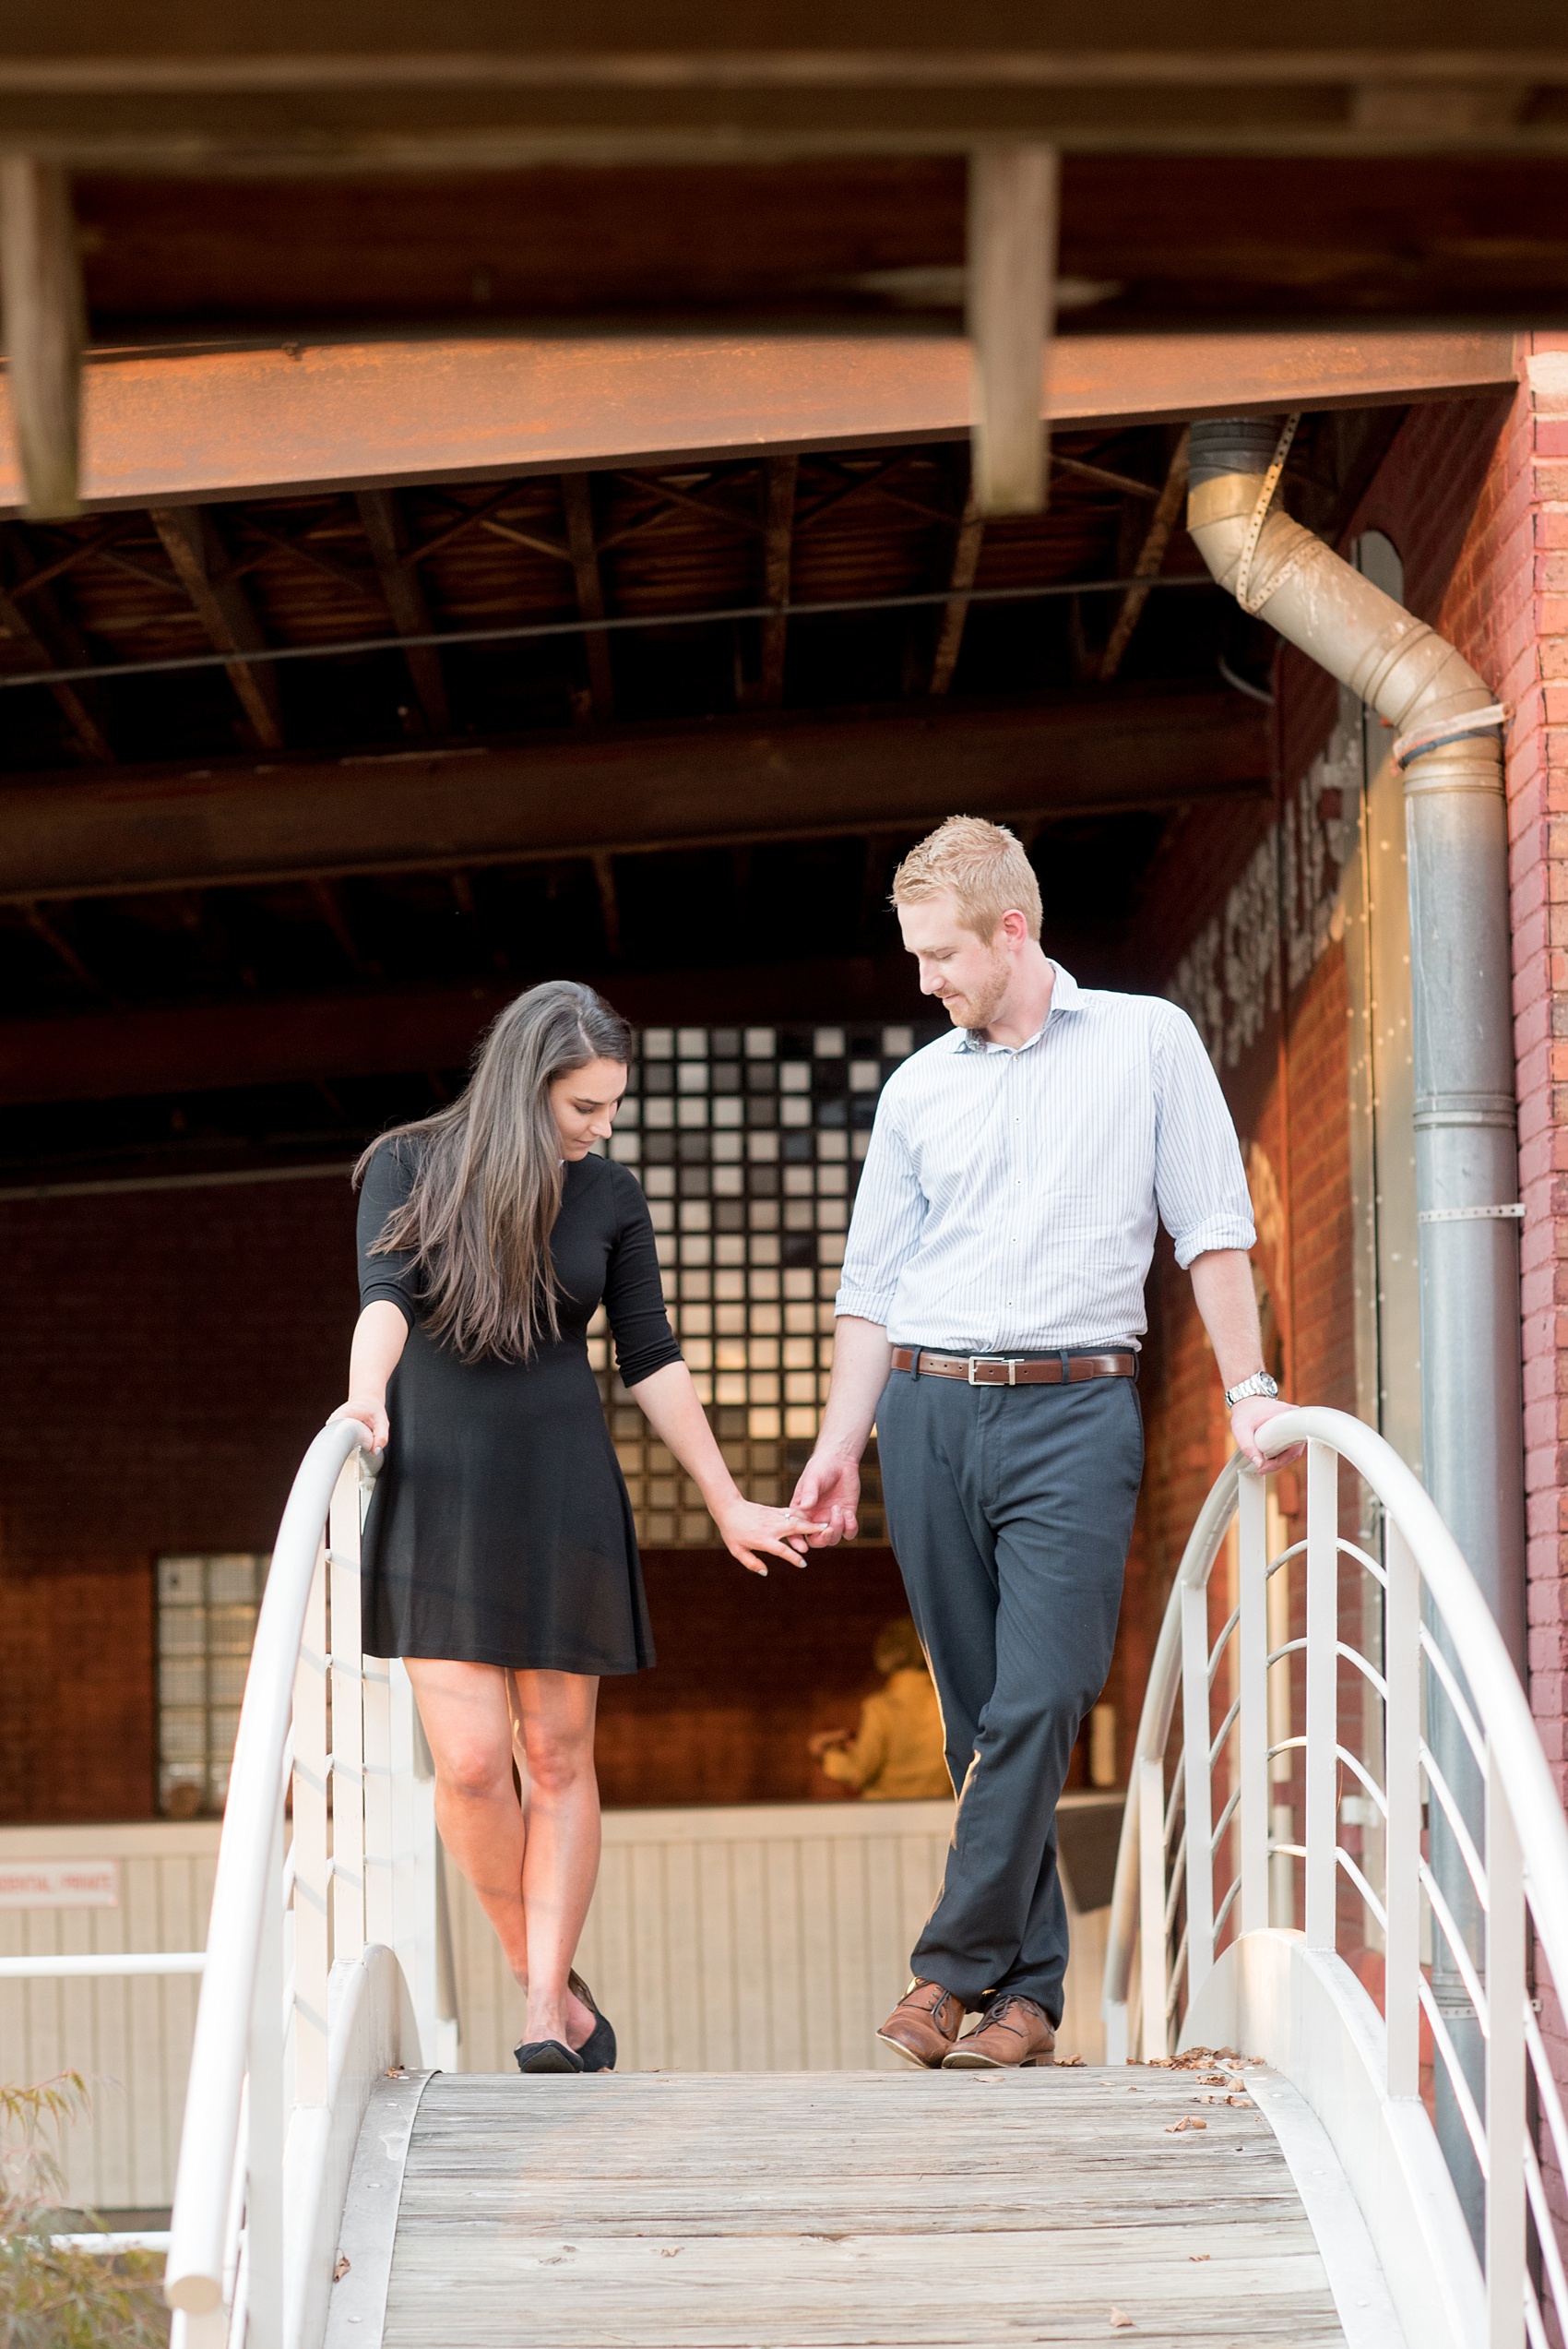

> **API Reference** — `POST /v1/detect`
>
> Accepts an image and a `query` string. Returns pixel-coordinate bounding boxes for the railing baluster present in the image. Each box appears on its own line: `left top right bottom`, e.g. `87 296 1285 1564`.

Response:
1137 1754 1167 2060
291 1533 330 2106
1304 1440 1338 1949
1485 1755 1525 2349
1384 1518 1420 2099
329 1455 366 1964
1238 1469 1269 1935
1181 1583 1216 1999
362 1651 395 1952
247 1805 287 2349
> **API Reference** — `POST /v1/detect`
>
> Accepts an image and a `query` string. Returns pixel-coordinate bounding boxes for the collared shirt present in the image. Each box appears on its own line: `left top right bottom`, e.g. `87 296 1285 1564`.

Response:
836 961 1255 1353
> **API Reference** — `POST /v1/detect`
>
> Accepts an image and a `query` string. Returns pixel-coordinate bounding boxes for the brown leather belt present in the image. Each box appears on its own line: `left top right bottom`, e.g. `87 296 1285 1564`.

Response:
890 1347 1136 1387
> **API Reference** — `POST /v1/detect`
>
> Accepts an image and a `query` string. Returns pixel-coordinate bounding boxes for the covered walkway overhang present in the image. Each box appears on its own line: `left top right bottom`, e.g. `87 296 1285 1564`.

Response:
0 325 1510 1186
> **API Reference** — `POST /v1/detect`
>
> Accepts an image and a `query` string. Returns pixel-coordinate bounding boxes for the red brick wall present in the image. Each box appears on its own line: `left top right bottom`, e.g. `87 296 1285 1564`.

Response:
0 1175 930 1820
0 1177 360 1821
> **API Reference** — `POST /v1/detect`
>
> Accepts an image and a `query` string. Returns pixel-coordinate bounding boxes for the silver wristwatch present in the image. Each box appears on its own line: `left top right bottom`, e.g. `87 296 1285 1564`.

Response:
1225 1369 1279 1410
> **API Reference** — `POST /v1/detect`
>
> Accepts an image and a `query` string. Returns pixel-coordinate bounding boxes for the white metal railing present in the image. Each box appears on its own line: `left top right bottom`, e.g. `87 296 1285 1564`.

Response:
1102 1405 1568 2349
161 1421 457 2349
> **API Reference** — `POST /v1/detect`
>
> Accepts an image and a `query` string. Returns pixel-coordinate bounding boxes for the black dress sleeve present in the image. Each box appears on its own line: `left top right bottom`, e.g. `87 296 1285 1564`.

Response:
357 1139 422 1328
602 1163 683 1388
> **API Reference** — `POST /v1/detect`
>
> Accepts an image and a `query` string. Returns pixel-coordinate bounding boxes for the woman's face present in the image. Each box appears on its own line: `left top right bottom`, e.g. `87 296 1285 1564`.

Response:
549 1057 627 1160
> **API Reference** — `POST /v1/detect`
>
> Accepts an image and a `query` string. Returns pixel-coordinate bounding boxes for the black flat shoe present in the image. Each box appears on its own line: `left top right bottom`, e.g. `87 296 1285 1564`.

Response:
569 1970 617 2072
513 2038 583 2074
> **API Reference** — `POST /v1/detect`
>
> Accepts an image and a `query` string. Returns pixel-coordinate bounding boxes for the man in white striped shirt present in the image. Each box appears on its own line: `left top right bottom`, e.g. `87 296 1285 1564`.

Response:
791 817 1293 2070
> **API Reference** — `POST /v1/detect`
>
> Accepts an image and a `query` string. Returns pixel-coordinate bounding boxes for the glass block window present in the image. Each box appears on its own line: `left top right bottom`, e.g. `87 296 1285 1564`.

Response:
156 1552 269 1816
586 1020 940 1546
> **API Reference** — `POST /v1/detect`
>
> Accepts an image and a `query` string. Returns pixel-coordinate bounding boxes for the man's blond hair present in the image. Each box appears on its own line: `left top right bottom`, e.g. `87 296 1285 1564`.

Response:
891 815 1043 943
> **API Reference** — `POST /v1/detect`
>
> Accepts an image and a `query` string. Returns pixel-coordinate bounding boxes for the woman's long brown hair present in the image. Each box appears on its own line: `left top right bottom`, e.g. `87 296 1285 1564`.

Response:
355 980 632 1362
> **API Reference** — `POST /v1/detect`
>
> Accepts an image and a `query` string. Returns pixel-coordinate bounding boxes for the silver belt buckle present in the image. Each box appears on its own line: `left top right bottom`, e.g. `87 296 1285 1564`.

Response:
968 1355 1025 1386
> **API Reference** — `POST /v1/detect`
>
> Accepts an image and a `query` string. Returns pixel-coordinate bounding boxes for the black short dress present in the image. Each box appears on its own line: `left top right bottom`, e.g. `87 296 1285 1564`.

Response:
356 1139 682 1674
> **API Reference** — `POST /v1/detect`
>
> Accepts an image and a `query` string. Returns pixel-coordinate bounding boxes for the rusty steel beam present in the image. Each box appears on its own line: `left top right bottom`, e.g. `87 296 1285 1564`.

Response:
0 954 929 1108
0 328 1516 517
0 688 1268 906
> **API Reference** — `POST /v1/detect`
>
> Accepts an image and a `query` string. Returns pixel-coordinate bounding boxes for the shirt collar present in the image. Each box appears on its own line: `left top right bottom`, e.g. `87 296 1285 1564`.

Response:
956 959 1080 1053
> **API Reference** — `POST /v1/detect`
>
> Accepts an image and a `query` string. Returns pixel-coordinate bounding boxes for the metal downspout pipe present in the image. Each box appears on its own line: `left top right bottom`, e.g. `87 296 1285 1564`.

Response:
1186 416 1526 2236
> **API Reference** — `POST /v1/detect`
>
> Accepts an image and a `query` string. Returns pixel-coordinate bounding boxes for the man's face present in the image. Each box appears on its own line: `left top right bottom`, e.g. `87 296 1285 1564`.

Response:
897 891 1011 1031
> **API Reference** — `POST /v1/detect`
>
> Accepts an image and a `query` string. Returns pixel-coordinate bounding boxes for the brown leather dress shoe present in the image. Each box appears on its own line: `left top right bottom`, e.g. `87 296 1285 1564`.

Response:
942 1992 1056 2069
876 1978 965 2069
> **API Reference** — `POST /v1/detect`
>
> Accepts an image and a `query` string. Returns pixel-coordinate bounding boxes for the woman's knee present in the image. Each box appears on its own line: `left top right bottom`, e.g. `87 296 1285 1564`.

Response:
433 1736 514 1806
517 1716 595 1797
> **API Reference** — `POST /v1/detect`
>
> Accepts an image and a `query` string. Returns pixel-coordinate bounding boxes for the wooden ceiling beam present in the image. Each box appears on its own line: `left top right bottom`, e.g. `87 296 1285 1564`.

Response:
0 953 931 1110
0 688 1267 908
0 533 113 762
1098 428 1191 682
0 161 83 519
148 504 285 748
560 472 616 721
929 491 984 697
355 488 450 734
967 145 1058 516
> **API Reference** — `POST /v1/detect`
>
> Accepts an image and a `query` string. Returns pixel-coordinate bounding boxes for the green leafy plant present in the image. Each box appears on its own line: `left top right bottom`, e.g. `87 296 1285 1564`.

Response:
0 2075 168 2347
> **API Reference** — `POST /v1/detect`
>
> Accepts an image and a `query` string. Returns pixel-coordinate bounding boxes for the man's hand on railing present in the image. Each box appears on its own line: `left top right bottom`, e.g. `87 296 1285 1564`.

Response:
328 1396 388 1454
1231 1394 1302 1473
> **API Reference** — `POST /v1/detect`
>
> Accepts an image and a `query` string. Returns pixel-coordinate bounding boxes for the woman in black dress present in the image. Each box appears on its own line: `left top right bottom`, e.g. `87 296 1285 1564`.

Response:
330 981 820 2071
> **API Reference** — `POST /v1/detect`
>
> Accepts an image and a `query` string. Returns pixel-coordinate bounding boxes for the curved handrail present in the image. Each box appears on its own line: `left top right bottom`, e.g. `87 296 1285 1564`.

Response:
165 1418 368 2317
1101 1406 1568 2035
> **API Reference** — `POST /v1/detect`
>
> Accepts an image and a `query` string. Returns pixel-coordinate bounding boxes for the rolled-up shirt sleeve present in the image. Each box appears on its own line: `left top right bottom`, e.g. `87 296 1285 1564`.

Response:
836 1095 927 1327
602 1164 683 1388
357 1139 422 1327
1152 1006 1257 1268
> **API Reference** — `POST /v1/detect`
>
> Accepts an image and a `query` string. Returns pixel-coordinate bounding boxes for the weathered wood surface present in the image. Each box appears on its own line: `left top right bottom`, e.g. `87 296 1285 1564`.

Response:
381 2068 1346 2347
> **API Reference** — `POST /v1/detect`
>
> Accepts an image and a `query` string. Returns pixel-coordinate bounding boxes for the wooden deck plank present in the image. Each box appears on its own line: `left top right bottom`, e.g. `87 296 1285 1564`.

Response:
380 2069 1347 2348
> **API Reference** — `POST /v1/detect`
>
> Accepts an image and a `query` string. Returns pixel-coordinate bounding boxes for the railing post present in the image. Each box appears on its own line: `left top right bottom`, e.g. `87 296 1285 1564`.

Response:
291 1535 330 2107
1181 1583 1215 2001
328 1456 366 1965
1238 1468 1270 1935
1384 1518 1421 2099
1485 1755 1525 2349
1137 1755 1168 2062
1304 1440 1339 1950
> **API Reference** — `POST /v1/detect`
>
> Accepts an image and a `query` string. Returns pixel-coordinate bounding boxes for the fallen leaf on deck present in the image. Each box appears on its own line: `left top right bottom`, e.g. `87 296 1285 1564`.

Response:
333 2257 350 2281
1164 2116 1207 2132
1109 2308 1134 2329
1058 2054 1085 2067
1189 2253 1210 2263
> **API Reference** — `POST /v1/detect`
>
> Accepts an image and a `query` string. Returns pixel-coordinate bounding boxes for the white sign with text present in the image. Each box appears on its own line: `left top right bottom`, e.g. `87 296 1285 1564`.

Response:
0 1859 121 1909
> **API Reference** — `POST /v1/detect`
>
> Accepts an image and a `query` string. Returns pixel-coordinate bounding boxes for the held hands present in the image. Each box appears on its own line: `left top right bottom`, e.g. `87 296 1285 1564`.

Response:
789 1449 861 1547
712 1495 827 1578
1230 1393 1302 1473
328 1395 389 1454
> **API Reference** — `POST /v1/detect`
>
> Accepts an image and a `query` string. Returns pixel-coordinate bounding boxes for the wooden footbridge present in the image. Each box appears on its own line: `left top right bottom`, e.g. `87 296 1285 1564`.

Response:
148 1409 1568 2349
324 2060 1378 2349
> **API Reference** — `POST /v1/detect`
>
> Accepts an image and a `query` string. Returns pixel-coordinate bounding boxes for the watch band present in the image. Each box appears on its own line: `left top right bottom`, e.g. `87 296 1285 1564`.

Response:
1225 1370 1278 1410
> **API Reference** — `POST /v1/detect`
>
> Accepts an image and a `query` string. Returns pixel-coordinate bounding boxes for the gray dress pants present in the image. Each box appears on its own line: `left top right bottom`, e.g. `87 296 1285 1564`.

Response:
876 1361 1143 2024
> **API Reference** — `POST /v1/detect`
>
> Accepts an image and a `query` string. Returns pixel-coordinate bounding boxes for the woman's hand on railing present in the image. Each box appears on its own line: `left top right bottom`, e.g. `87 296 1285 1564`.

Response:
327 1396 388 1454
1232 1393 1303 1472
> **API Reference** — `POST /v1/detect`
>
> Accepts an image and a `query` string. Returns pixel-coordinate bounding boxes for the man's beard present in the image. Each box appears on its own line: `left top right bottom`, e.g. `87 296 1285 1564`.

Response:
945 944 1011 1032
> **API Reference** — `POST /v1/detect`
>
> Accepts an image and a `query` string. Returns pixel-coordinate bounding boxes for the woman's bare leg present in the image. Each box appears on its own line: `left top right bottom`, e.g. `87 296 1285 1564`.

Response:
405 1658 595 2046
512 1668 601 2048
